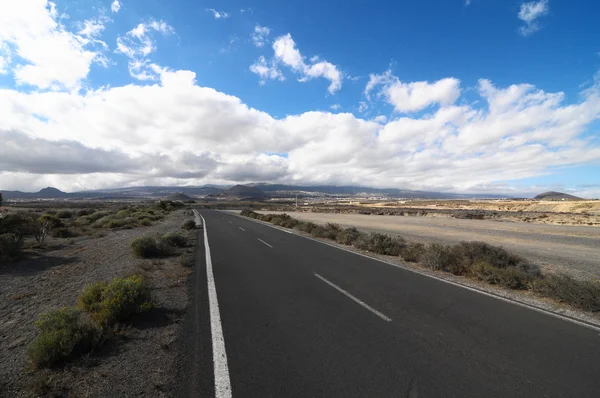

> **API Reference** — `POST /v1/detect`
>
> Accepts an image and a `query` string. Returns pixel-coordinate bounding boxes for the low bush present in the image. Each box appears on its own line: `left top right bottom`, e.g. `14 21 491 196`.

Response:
355 233 406 256
139 218 152 226
27 308 102 368
240 209 259 218
335 227 362 245
294 221 319 233
161 232 187 248
399 242 426 263
131 236 173 258
531 274 600 312
182 219 196 230
39 214 64 229
88 211 110 223
56 211 73 219
454 241 537 274
471 261 534 289
77 209 93 217
77 275 152 326
420 243 458 271
0 233 23 259
52 228 77 239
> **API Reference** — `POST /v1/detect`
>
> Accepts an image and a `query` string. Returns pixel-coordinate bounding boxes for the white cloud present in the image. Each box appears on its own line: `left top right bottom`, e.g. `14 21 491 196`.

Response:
252 25 270 47
330 104 341 111
116 20 174 80
79 18 107 39
206 9 230 19
252 33 343 94
249 56 284 84
0 0 103 90
0 68 599 195
111 0 121 13
518 0 549 36
366 70 461 113
465 0 472 5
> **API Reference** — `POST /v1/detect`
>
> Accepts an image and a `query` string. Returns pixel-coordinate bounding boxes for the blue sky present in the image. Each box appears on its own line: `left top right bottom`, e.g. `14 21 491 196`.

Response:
0 0 599 197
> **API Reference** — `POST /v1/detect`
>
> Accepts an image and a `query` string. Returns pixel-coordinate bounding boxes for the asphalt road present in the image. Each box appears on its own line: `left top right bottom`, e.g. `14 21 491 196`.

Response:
177 209 600 397
252 211 600 279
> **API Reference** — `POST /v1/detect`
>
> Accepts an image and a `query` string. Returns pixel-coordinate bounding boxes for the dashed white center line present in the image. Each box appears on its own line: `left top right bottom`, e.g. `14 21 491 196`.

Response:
257 238 273 248
239 227 245 231
314 273 392 322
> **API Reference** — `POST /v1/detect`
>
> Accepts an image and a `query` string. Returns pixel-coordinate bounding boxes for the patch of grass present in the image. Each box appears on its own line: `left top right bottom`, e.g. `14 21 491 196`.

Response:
27 308 102 368
161 232 187 248
131 236 173 258
182 219 196 230
532 274 600 312
355 233 406 256
77 275 152 326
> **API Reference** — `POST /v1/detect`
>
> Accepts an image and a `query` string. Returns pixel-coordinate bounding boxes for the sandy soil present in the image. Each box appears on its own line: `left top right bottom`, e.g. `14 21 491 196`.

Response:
256 211 600 280
0 208 196 397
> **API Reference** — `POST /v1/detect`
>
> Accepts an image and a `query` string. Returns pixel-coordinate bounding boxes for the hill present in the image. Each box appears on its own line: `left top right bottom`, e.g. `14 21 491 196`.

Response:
221 185 268 200
533 191 584 201
166 192 195 201
0 187 70 199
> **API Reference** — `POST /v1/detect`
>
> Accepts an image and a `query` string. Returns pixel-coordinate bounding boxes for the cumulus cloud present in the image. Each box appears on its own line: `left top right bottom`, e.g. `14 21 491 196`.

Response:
1 66 599 194
206 9 229 19
251 33 343 94
252 25 270 47
111 0 121 13
0 0 103 90
366 70 461 113
116 20 174 81
249 56 284 84
518 0 549 36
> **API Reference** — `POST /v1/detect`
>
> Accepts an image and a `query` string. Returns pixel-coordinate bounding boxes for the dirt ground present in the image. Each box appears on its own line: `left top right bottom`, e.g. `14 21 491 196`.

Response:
254 210 600 280
0 207 196 397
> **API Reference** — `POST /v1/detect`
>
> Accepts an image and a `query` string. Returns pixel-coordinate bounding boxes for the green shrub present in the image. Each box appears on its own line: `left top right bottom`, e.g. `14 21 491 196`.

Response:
77 209 93 217
88 211 110 223
471 261 534 289
39 214 64 229
355 233 406 256
161 232 187 247
27 308 102 368
454 241 539 275
335 227 362 245
531 274 600 312
56 211 73 219
295 221 318 233
131 236 173 258
310 225 339 239
399 242 426 263
139 218 152 226
182 219 196 230
77 275 152 326
240 209 259 218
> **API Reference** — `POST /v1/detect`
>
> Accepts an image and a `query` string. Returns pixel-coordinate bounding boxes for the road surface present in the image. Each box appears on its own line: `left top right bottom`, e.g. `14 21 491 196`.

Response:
251 210 600 279
176 210 600 397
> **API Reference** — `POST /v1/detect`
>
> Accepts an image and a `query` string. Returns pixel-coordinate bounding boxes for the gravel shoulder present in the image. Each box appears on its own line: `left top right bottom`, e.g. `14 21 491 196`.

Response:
0 209 196 397
252 211 600 279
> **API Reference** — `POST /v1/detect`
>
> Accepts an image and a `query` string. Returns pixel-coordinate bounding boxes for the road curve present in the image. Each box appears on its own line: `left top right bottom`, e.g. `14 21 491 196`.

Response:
176 209 600 397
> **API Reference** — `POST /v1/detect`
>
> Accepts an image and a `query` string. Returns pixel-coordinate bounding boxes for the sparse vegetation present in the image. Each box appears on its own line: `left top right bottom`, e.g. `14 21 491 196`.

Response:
354 232 406 256
27 308 102 368
532 274 600 312
131 236 173 258
77 275 152 326
182 219 196 230
161 232 187 248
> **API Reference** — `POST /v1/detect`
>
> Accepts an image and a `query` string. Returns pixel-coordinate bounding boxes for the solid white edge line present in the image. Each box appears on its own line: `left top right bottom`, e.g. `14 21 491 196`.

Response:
199 212 233 398
257 238 273 248
224 210 600 333
239 227 245 231
315 273 392 322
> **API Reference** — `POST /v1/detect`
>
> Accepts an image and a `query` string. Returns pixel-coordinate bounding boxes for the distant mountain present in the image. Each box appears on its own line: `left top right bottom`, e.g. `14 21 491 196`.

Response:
534 191 584 201
220 185 267 200
1 187 69 199
248 183 508 199
166 192 195 201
